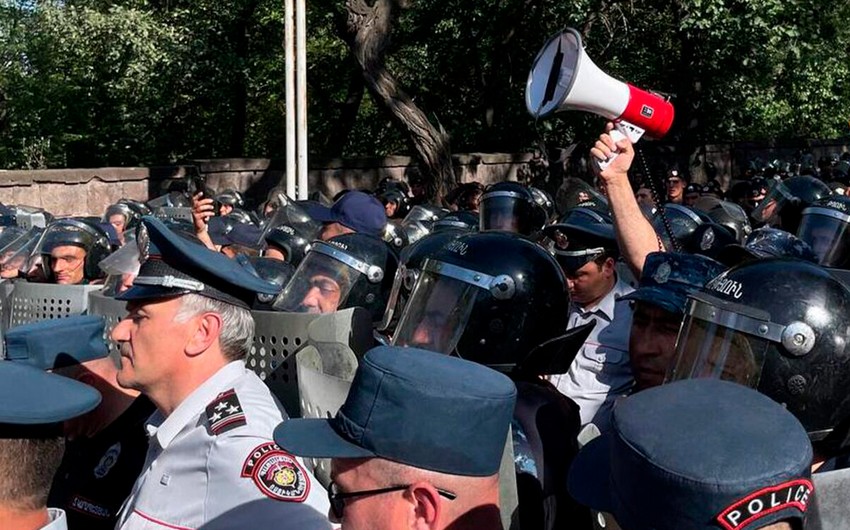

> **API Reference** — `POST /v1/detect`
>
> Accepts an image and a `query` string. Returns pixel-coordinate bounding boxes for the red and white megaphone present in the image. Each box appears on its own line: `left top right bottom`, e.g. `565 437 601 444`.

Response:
526 28 674 167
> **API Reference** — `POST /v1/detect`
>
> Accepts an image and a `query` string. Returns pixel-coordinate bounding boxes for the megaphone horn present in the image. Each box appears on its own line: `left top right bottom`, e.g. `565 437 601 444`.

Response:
525 28 674 142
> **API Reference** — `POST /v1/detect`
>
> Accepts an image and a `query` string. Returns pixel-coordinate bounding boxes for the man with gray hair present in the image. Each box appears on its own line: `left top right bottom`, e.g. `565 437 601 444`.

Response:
111 217 331 530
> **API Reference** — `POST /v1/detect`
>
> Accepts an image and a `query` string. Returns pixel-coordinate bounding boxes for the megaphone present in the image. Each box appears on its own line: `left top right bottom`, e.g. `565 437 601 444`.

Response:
526 28 674 152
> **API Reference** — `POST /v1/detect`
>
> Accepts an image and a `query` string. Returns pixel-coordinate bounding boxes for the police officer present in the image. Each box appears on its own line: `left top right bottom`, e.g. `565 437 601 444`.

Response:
750 174 831 232
215 189 245 217
479 181 546 236
264 224 312 267
391 230 594 530
0 358 102 530
273 233 397 324
716 227 818 267
35 219 112 285
797 195 850 268
620 252 726 391
543 221 634 431
3 315 154 530
111 217 331 529
275 346 517 530
568 379 814 530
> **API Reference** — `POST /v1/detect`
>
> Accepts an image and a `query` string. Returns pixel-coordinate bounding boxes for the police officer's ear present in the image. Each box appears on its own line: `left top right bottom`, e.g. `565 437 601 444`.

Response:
185 312 224 357
406 481 443 529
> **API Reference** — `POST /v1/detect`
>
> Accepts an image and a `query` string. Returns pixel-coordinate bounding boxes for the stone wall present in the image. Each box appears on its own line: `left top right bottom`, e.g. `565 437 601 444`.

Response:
0 153 536 217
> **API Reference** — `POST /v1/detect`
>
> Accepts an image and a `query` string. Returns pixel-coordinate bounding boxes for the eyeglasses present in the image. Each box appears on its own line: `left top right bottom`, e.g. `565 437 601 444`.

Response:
328 480 457 519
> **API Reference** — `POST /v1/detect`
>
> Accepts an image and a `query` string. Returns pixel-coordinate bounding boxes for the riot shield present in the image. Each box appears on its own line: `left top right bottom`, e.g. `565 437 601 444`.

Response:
247 310 323 418
809 467 850 530
6 282 102 330
87 290 130 368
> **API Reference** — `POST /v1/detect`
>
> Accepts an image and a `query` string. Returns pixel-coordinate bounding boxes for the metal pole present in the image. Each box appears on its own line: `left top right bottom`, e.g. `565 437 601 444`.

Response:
284 0 297 199
295 0 308 200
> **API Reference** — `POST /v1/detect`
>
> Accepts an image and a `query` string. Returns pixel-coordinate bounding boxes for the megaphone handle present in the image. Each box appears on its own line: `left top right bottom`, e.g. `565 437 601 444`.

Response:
597 122 645 170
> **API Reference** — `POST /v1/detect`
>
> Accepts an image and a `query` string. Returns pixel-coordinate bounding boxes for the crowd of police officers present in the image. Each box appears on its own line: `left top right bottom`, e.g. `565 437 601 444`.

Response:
2 126 850 530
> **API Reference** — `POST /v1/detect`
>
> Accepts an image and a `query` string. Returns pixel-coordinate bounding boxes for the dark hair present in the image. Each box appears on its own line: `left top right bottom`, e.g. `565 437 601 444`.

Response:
0 436 65 510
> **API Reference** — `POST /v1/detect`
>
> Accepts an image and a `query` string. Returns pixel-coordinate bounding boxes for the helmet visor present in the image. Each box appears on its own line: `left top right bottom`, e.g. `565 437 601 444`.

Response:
751 180 793 224
0 227 42 277
272 246 363 314
665 292 772 388
480 193 530 232
403 205 442 224
392 260 482 354
797 207 850 267
259 192 321 245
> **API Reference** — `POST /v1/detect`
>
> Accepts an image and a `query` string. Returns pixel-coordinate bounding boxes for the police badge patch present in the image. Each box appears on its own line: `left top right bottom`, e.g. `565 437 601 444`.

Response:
242 442 310 502
94 442 121 479
715 479 813 530
205 389 247 435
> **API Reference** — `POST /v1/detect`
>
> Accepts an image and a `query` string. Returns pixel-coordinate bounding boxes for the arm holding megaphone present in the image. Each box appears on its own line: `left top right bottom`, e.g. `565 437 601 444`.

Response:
592 123 665 277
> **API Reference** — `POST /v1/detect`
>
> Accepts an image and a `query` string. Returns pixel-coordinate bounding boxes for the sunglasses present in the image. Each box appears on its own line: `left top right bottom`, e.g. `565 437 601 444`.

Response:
328 480 457 519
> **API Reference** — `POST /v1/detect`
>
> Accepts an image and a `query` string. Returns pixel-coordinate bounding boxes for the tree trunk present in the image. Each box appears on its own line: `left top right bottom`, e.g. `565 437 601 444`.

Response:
341 0 456 203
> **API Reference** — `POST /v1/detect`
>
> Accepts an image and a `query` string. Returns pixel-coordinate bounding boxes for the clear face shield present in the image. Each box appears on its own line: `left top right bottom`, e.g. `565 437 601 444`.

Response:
258 192 321 245
402 205 443 224
98 242 141 296
751 180 795 224
665 291 781 388
272 244 380 314
797 207 850 267
393 259 516 355
0 227 42 279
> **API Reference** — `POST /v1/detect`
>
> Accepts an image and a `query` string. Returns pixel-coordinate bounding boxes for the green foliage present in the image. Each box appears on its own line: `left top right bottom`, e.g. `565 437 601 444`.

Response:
0 0 849 169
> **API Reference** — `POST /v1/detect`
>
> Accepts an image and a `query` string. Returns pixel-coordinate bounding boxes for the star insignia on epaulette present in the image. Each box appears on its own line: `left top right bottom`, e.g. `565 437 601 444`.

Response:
205 389 247 435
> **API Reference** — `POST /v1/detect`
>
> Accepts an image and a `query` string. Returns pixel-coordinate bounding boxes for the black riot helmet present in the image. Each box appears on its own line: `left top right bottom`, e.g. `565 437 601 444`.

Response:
432 210 479 233
36 218 112 281
480 182 546 235
555 177 610 216
392 231 571 371
264 224 312 267
216 189 245 208
381 221 409 252
529 186 556 223
705 201 752 244
651 204 709 250
272 233 398 324
666 258 850 443
797 196 850 269
751 175 832 233
379 189 412 220
378 229 467 332
244 256 295 310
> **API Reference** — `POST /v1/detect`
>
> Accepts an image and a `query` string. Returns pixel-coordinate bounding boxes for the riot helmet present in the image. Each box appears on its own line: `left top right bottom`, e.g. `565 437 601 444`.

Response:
245 256 295 310
225 208 258 226
683 223 737 261
666 258 850 442
555 177 609 216
650 204 709 250
217 189 245 208
717 227 818 267
751 175 831 232
529 186 556 223
381 221 409 251
557 206 613 226
378 229 467 332
379 189 412 219
705 201 752 243
264 224 312 267
480 181 545 235
432 210 479 233
259 191 322 245
272 233 398 323
35 218 112 283
797 196 850 269
392 231 571 371
402 204 447 225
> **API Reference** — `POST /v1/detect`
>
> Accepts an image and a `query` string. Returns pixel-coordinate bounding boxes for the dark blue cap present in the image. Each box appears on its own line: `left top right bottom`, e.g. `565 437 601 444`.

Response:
543 222 618 273
0 361 101 425
4 315 109 369
622 252 727 314
718 227 818 267
274 346 517 476
569 379 813 530
305 191 387 237
117 216 280 308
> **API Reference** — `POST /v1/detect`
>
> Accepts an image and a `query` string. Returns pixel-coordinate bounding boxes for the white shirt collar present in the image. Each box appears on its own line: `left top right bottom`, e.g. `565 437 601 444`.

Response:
575 275 633 321
146 361 247 448
42 508 67 530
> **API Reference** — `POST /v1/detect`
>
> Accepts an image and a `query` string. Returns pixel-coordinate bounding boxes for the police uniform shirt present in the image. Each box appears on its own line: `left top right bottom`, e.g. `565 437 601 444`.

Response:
550 276 634 431
42 509 68 530
116 361 331 530
48 395 154 530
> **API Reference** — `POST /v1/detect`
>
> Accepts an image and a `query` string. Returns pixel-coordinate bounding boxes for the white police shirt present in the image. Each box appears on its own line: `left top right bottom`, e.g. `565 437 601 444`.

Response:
550 276 634 431
116 361 332 530
42 508 68 530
